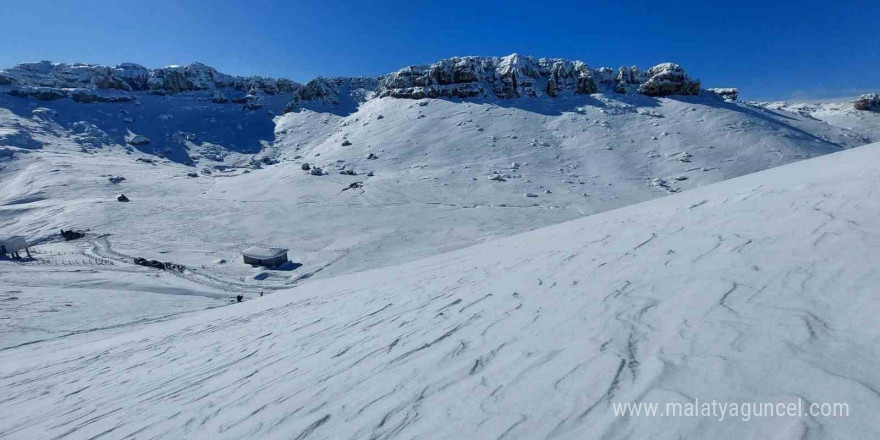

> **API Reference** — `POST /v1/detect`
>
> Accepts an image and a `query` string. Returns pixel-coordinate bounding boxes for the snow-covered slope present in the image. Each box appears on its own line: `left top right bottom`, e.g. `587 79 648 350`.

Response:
748 97 880 144
0 60 304 164
2 55 880 349
2 142 879 439
216 88 877 274
2 89 873 282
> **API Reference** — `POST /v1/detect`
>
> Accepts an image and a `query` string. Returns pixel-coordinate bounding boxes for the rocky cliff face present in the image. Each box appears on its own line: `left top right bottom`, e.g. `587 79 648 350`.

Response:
376 54 702 100
293 76 377 104
283 76 378 113
636 63 701 96
705 88 739 101
855 93 880 111
0 61 300 95
1 55 708 111
376 55 597 99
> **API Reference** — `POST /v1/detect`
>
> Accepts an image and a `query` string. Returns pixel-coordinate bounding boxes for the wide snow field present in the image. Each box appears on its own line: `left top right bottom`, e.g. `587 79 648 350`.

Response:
1 142 878 440
6 91 880 349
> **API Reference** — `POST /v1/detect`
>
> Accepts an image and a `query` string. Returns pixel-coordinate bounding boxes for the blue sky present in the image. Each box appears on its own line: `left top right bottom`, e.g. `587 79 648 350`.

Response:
1 0 877 100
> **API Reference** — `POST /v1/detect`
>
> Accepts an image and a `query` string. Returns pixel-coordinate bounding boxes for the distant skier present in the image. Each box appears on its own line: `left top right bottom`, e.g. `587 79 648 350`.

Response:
260 291 264 297
236 294 243 303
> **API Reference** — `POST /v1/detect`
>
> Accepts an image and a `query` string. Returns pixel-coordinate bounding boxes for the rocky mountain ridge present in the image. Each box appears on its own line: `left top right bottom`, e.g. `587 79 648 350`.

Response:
375 54 704 100
855 93 880 111
1 55 715 110
283 76 379 113
0 60 300 97
4 55 877 113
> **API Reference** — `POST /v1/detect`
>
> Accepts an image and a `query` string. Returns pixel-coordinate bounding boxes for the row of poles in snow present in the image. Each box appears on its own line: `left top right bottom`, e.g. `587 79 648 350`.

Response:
4 257 115 266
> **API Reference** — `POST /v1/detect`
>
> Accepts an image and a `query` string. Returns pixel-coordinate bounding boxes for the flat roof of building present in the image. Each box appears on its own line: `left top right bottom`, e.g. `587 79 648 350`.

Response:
241 246 288 259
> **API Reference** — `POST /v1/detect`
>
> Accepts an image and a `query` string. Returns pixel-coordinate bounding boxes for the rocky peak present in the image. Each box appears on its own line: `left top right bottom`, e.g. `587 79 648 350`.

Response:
376 54 702 100
855 93 880 111
637 63 701 96
705 88 739 101
0 61 300 95
377 54 596 99
2 55 709 110
284 76 378 113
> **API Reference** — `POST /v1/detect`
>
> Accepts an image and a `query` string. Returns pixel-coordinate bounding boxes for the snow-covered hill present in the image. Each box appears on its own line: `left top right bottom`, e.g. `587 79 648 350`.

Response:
2 55 880 347
2 142 879 439
748 97 880 142
0 60 299 95
0 61 305 164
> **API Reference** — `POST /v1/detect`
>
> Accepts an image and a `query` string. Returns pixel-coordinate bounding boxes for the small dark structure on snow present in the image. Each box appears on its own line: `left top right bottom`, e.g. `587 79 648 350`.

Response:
133 257 186 273
242 246 288 267
60 229 85 241
117 194 129 202
0 236 31 259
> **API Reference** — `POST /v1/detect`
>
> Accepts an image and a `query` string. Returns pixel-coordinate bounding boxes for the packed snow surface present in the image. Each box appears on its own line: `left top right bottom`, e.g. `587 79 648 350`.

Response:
1 142 879 439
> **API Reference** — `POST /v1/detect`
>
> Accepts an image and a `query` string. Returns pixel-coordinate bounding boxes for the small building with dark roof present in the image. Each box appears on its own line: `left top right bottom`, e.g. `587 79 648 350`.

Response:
241 246 288 267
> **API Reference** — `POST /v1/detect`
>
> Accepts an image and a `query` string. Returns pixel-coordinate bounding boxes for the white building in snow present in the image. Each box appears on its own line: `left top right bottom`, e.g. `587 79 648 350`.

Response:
241 247 288 267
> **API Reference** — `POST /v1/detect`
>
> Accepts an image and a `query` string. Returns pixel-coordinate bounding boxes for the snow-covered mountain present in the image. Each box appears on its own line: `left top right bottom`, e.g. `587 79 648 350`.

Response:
1 55 879 348
375 55 701 99
748 96 880 141
0 60 299 95
2 141 879 439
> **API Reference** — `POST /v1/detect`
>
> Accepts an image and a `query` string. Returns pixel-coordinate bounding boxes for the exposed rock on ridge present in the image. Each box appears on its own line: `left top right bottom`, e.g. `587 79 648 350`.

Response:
284 76 378 113
705 88 739 101
0 61 300 95
377 54 598 99
855 93 880 111
637 63 701 96
294 76 377 103
2 55 711 111
376 54 702 100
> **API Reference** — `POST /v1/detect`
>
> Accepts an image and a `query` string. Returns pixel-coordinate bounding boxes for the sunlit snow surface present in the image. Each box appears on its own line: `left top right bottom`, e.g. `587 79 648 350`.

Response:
1 144 879 439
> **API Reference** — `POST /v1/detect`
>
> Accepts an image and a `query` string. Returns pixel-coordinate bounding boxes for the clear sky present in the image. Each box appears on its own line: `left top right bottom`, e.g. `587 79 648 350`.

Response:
2 0 877 100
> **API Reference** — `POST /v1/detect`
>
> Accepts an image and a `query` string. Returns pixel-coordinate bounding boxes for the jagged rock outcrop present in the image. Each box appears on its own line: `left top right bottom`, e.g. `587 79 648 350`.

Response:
8 86 68 100
8 85 135 103
211 91 229 103
854 93 880 111
0 61 300 95
614 66 647 93
2 55 710 111
637 63 701 96
377 54 701 100
70 88 134 103
127 134 151 146
69 121 112 148
706 88 739 101
377 54 599 99
283 76 377 113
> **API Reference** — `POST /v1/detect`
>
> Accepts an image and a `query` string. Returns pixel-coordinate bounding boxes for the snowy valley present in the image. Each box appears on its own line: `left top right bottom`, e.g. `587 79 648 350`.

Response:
2 138 880 439
0 54 879 439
